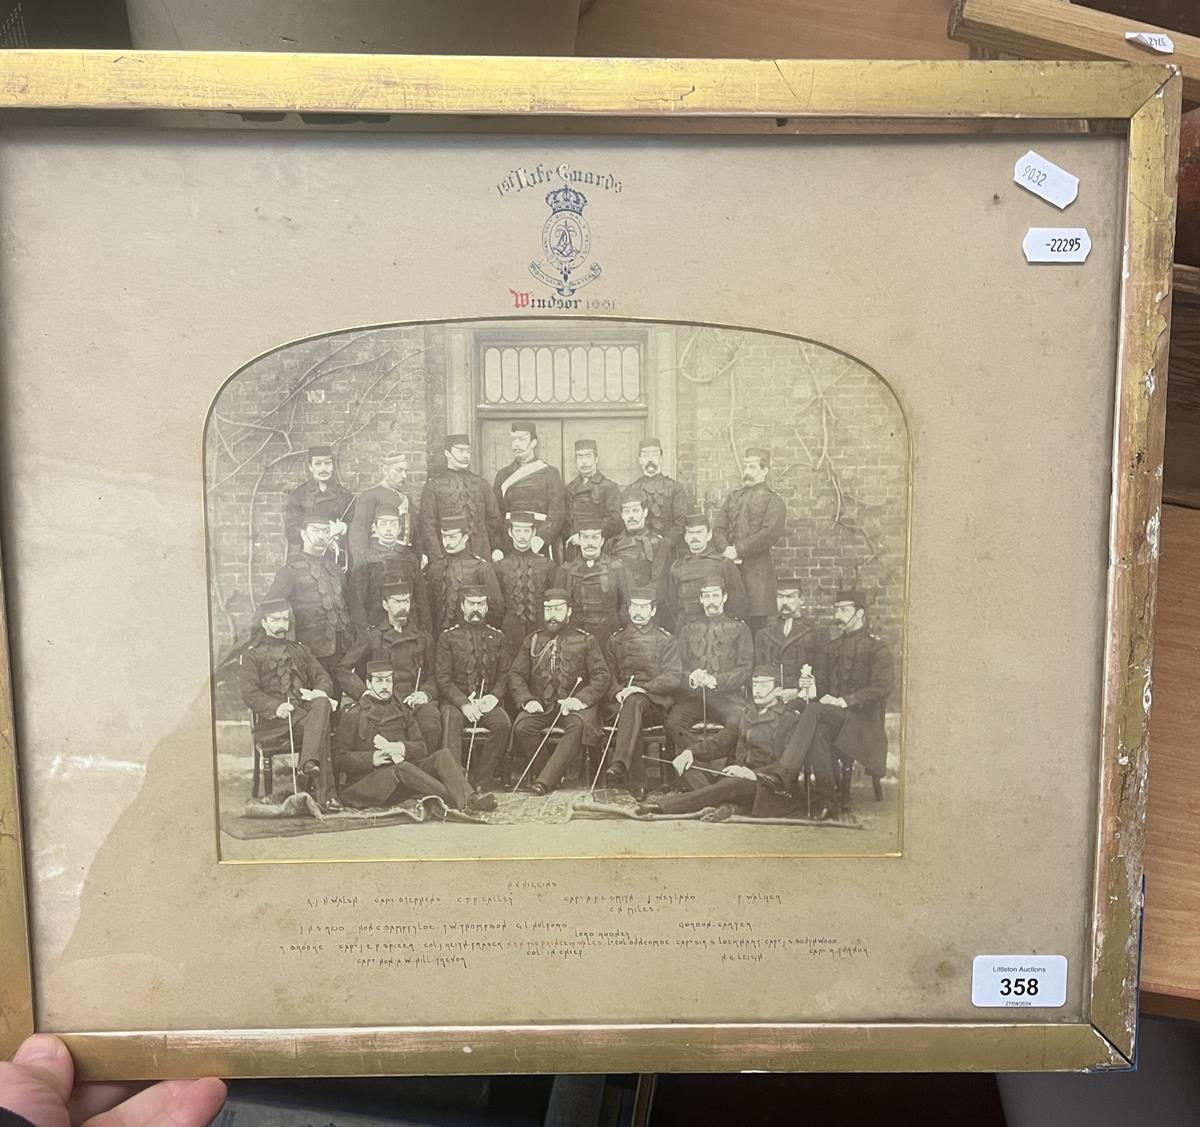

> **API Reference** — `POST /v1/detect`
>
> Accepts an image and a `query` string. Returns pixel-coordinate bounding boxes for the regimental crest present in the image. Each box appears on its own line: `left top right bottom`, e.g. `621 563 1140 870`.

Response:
529 185 602 296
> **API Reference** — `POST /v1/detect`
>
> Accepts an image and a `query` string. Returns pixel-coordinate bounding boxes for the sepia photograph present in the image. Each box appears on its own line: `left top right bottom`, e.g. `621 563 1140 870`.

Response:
206 318 908 859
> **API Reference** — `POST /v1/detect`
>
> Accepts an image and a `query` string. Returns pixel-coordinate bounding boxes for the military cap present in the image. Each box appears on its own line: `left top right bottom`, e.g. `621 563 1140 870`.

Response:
542 587 569 604
507 510 537 526
440 515 469 532
257 597 291 618
834 589 868 609
629 586 658 603
365 660 393 676
683 512 711 528
744 446 771 466
301 514 331 530
775 576 804 592
574 438 598 452
308 444 333 459
621 487 648 506
373 505 402 521
381 580 412 597
510 420 538 437
445 433 471 447
459 584 489 599
697 573 726 592
573 510 606 533
381 452 408 466
639 437 663 452
752 666 780 681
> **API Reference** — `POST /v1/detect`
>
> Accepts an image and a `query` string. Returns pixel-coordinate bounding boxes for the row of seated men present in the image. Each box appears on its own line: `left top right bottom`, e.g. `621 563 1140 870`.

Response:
237 573 894 821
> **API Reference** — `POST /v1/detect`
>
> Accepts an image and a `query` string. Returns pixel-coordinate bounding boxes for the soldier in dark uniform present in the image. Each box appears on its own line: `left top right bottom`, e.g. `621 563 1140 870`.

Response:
418 433 502 564
283 444 354 569
755 577 825 705
714 447 787 632
665 513 748 629
424 515 505 635
494 510 560 656
264 516 354 684
346 505 431 634
601 587 682 791
665 575 754 751
238 597 341 811
333 662 496 812
561 512 631 645
643 668 834 817
563 438 623 560
606 488 667 596
435 586 511 792
493 421 566 559
349 452 416 564
509 588 612 795
627 437 692 556
336 580 441 755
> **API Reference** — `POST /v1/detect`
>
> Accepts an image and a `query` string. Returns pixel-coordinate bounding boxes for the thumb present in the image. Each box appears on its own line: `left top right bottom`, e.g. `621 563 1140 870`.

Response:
0 1034 75 1127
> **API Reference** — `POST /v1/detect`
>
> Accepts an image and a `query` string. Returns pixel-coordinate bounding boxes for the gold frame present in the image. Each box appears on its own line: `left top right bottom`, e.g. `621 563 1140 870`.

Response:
0 51 1178 1077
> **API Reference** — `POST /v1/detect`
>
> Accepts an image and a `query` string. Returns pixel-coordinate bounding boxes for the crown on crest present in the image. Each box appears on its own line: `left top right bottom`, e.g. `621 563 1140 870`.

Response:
545 185 588 215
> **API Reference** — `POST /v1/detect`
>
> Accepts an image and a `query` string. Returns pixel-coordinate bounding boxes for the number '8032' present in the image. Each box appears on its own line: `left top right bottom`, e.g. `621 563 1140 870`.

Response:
999 977 1039 997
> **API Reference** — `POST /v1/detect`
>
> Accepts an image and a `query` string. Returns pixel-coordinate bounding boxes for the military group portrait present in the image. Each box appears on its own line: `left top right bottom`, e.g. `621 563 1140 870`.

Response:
206 320 907 852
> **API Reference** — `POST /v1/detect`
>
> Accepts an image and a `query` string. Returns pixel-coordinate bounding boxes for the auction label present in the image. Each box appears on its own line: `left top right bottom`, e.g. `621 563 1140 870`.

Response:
972 955 1068 1007
1013 150 1079 209
1124 30 1174 54
1023 228 1091 264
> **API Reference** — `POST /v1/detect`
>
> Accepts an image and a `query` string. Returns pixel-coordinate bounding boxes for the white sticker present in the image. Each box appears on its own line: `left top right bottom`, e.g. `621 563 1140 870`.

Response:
1125 30 1174 54
1013 150 1079 209
972 955 1068 1008
1023 227 1091 264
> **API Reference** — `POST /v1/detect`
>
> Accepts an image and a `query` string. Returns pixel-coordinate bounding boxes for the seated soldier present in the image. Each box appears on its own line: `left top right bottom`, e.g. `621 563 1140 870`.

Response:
333 662 496 812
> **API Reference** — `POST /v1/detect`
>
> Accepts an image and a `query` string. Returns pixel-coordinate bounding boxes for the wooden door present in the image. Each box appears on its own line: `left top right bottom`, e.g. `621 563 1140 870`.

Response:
479 420 566 489
561 417 645 491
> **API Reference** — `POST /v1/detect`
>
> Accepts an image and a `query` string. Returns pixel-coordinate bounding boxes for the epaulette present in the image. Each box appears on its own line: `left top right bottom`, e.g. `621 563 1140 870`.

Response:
655 626 672 636
445 623 461 632
485 624 502 634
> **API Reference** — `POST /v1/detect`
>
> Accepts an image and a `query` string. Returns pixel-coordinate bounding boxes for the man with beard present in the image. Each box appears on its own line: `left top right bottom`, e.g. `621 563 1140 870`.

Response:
665 575 754 751
626 437 692 557
563 438 622 560
641 668 834 818
346 505 431 634
755 577 824 706
561 512 631 645
284 444 353 569
494 511 560 656
418 433 502 563
601 587 682 791
435 587 510 793
493 421 566 559
334 662 496 812
349 452 417 564
666 513 748 629
264 515 354 683
425 515 504 634
336 580 441 755
606 488 667 597
509 589 612 795
714 448 787 632
238 597 341 812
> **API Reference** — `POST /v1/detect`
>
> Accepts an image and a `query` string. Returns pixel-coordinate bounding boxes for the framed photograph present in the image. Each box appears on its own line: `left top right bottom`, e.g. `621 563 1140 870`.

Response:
0 52 1177 1077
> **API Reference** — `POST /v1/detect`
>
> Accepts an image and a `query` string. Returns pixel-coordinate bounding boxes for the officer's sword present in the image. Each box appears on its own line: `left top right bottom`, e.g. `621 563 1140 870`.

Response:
286 708 299 796
643 754 744 780
319 496 356 563
511 676 583 793
465 676 485 775
589 675 635 794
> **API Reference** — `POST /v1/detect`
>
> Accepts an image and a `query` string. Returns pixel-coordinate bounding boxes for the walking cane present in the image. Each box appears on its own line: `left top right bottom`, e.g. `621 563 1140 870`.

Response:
465 676 485 775
701 683 708 732
319 497 356 563
286 708 299 796
590 676 636 794
511 676 583 793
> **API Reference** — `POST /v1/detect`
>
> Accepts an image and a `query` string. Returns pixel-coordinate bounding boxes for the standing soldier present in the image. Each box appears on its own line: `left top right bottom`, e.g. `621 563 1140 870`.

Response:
494 511 560 656
435 586 511 793
665 576 754 751
346 505 431 634
264 515 354 684
333 662 496 813
238 597 341 812
425 515 505 635
509 589 612 795
755 577 825 704
666 513 748 629
627 437 692 556
563 438 622 560
283 444 354 568
601 587 682 791
336 580 442 756
494 421 566 559
561 512 631 645
418 434 502 563
349 452 416 563
606 488 667 595
714 448 787 632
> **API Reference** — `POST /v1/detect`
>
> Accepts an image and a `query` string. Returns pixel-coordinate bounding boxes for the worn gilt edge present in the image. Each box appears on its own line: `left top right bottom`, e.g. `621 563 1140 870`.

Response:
53 1023 1124 1080
1089 71 1180 1063
0 51 1175 119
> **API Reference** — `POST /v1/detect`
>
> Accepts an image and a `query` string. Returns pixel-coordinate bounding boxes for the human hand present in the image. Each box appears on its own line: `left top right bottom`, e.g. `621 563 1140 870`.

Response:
275 702 295 719
615 685 645 704
565 533 580 547
559 696 585 714
721 546 738 561
372 747 392 767
491 549 505 562
373 733 388 751
819 694 847 709
687 669 706 691
478 694 499 714
462 700 483 723
385 740 406 763
702 672 719 691
404 690 430 708
298 688 327 702
530 535 545 554
330 520 348 539
722 764 757 781
523 700 545 714
672 748 694 776
797 672 817 700
0 1033 226 1127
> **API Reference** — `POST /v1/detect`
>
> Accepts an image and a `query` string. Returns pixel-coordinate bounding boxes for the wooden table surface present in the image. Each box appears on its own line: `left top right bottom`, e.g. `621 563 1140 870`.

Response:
578 0 1199 1017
